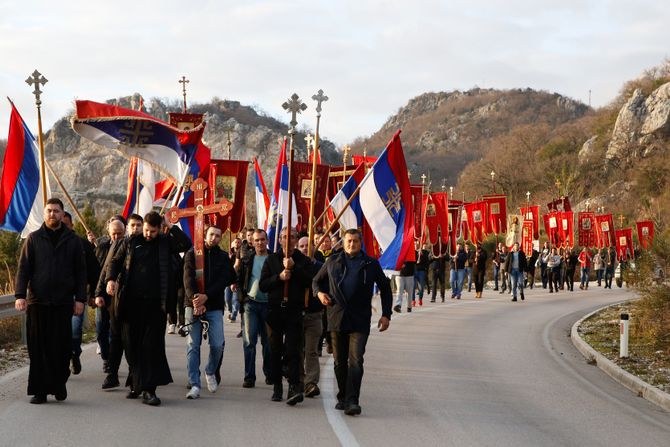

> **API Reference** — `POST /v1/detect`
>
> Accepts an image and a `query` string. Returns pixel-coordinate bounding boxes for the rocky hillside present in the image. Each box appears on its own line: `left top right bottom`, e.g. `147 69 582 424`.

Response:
38 94 338 215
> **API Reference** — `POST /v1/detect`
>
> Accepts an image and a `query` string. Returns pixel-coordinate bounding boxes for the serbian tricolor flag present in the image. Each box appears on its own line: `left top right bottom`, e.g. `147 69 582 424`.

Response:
72 100 206 182
122 158 156 219
359 130 415 270
636 220 654 249
208 159 250 234
615 228 635 260
577 211 597 248
464 201 487 244
253 157 270 230
330 163 365 232
0 101 50 237
483 194 507 235
267 138 297 252
595 213 615 249
520 205 540 240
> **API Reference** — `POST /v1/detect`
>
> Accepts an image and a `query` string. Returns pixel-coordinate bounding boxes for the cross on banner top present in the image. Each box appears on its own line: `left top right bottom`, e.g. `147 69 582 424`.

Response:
282 93 307 135
26 70 48 106
179 75 190 113
312 89 328 116
167 178 233 294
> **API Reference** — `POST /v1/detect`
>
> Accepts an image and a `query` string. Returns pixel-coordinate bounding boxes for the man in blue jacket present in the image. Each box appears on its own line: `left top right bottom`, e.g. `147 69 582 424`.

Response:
312 228 393 416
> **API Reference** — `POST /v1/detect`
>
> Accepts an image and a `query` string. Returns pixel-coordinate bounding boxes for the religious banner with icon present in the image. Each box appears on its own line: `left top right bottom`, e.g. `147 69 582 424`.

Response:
595 213 615 249
615 228 635 260
543 211 560 247
520 205 540 240
207 159 249 234
290 161 331 234
558 211 574 247
421 192 449 249
464 201 487 245
447 199 463 256
483 194 507 235
168 112 204 131
521 220 534 255
577 211 597 248
636 220 655 249
410 185 424 239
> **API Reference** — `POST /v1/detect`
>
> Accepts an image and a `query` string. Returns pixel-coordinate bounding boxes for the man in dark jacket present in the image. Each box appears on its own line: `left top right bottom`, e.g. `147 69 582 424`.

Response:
450 243 467 299
260 227 318 405
430 250 447 302
504 242 528 302
413 242 430 305
14 198 87 404
183 225 236 399
312 228 393 416
106 211 191 406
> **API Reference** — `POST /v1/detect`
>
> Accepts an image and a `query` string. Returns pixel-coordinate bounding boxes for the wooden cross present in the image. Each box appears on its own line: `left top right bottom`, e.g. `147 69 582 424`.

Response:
179 75 189 113
282 93 307 135
618 214 625 227
167 178 233 293
25 70 48 106
311 89 329 116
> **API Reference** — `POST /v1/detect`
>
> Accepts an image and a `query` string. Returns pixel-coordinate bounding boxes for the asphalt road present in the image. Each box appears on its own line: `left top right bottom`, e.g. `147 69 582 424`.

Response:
1 285 669 447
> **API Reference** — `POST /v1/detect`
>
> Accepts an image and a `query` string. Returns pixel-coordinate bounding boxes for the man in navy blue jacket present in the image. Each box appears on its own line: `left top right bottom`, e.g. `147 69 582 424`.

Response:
312 228 392 416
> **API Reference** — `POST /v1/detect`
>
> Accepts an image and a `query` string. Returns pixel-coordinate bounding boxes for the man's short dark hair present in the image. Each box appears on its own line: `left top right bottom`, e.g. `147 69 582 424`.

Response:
46 198 64 210
63 211 72 220
343 228 361 239
128 213 143 223
144 211 162 228
253 229 267 238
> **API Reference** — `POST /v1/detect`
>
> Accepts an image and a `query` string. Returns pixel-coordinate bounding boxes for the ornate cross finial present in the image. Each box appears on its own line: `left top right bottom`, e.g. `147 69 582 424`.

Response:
311 89 328 117
304 133 314 152
25 70 48 106
179 75 190 113
449 186 454 199
421 173 427 185
282 93 307 135
224 124 234 159
342 144 351 164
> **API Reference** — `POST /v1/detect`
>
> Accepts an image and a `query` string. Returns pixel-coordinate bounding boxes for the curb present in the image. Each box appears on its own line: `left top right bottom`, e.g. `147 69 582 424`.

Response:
571 301 670 412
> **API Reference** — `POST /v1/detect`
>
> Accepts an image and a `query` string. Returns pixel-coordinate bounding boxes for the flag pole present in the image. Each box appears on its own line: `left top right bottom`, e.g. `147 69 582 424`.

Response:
44 160 92 234
25 70 49 206
281 94 307 302
306 90 328 259
315 181 364 251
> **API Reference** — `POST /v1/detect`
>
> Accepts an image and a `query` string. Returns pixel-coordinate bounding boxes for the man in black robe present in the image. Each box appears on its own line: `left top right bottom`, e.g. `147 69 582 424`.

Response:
14 198 87 404
106 211 191 406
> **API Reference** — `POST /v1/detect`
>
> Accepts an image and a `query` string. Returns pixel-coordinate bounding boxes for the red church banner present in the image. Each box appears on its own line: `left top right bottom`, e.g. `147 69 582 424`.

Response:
290 161 331 234
595 213 615 248
447 200 463 256
421 192 449 248
558 211 574 247
465 201 487 245
577 211 597 248
615 228 635 260
207 159 249 234
411 185 424 239
636 220 654 249
522 220 533 255
483 194 507 235
520 205 540 239
543 211 560 247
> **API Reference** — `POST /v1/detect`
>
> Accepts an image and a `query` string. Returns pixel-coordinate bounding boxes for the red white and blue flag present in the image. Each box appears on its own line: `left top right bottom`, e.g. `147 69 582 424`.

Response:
330 163 365 231
359 130 415 270
121 157 156 218
267 138 297 252
253 157 270 230
72 100 205 182
0 101 50 237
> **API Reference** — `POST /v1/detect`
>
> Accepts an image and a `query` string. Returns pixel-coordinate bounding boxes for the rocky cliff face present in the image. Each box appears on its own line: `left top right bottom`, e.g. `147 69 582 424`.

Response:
41 94 338 216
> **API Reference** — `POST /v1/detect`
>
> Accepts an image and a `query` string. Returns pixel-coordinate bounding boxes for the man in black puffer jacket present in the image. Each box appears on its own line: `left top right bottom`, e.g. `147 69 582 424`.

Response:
182 225 236 399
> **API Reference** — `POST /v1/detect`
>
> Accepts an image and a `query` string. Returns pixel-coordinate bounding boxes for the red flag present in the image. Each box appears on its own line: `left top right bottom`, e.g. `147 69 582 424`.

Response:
352 154 377 166
558 211 574 247
483 194 507 234
577 212 597 248
411 185 424 240
208 159 250 234
543 211 560 247
615 228 635 260
290 161 331 234
422 192 449 248
447 199 463 256
636 221 654 249
308 147 321 164
595 214 615 248
547 196 572 212
520 205 540 239
465 201 487 244
522 220 533 254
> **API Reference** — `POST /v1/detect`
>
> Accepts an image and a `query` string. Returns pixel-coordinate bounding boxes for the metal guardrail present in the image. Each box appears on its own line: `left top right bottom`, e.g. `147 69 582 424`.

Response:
0 294 27 344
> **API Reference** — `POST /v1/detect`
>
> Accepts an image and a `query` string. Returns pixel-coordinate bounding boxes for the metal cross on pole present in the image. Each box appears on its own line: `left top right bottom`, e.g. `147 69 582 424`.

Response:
304 133 314 158
168 178 233 296
224 124 234 160
306 89 328 259
179 75 190 113
25 70 49 205
281 93 307 302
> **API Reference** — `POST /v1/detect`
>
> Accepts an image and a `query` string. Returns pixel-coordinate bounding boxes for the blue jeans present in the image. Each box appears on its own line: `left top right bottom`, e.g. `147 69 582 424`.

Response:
412 270 426 300
596 269 604 285
510 269 524 298
71 311 85 357
95 306 111 361
186 308 225 388
450 269 465 297
243 299 271 383
225 287 239 320
581 267 590 286
465 267 473 290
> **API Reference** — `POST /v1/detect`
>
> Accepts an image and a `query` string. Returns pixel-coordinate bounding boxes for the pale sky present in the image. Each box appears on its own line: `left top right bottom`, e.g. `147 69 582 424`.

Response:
1 0 668 147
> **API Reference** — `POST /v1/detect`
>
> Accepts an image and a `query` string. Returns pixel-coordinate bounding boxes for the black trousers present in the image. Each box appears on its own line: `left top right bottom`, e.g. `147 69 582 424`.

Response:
267 309 303 387
431 268 446 300
565 269 575 291
107 314 125 374
474 269 486 293
26 304 71 396
548 268 560 292
331 331 369 405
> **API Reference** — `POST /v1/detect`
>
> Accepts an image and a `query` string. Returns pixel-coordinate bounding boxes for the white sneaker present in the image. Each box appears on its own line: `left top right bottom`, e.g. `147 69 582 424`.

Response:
186 386 200 399
96 344 101 355
205 374 218 393
167 324 176 334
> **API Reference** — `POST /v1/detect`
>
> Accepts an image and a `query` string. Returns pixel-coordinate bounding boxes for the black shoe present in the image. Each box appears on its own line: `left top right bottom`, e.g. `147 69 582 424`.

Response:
286 385 304 406
493 288 499 291
71 355 81 375
393 305 401 313
126 390 140 399
344 403 362 416
103 361 110 374
243 380 255 389
271 384 283 402
30 394 46 404
406 307 412 313
441 297 445 303
236 331 243 338
142 392 161 406
520 291 525 301
304 383 320 398
511 298 517 302
335 401 346 410
265 377 274 385
102 373 120 389
430 299 435 303
54 385 67 401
